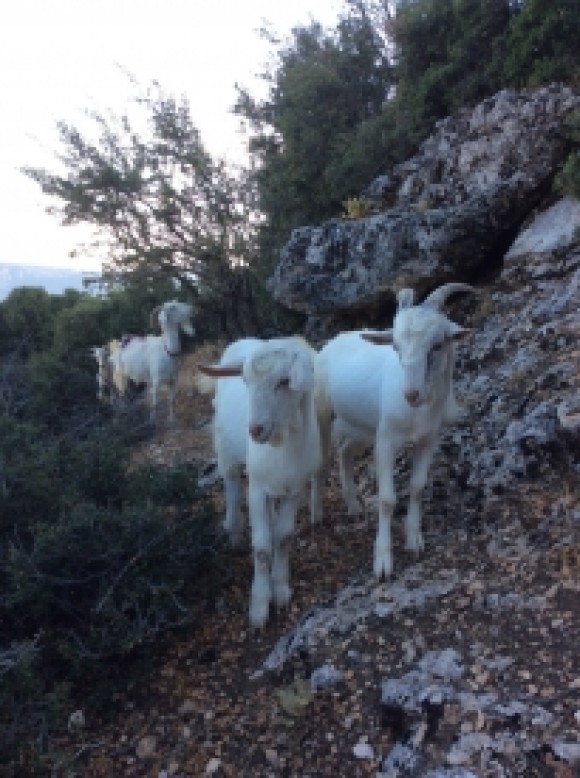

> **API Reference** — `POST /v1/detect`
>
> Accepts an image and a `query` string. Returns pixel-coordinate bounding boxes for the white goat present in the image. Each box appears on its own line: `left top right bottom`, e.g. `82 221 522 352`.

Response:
110 300 194 423
317 283 474 578
90 339 124 402
198 336 322 628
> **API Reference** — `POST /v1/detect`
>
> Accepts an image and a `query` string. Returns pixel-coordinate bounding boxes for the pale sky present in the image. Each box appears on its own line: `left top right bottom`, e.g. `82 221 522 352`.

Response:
0 0 341 271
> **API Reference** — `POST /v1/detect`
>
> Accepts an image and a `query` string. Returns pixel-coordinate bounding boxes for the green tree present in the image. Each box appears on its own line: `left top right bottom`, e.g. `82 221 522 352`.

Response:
503 0 580 87
1 287 61 354
392 0 512 144
235 0 394 268
23 84 273 337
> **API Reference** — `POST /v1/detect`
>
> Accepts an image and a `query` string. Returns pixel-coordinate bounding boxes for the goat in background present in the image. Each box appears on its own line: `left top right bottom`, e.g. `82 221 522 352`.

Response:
110 300 194 424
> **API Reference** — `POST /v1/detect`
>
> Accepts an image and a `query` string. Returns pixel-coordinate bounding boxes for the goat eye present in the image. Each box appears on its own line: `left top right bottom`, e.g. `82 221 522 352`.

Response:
276 377 290 390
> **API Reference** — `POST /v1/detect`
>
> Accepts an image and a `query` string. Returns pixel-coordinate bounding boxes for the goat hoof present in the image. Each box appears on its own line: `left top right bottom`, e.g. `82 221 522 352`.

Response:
249 597 270 629
405 534 425 553
373 551 393 579
273 583 292 608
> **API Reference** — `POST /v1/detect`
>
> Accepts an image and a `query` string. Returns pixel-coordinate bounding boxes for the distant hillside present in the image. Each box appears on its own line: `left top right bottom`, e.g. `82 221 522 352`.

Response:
0 264 98 300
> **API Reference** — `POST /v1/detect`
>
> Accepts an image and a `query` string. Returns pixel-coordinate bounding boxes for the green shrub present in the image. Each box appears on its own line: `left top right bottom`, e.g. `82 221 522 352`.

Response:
0 415 64 536
0 638 70 775
0 333 224 772
1 474 224 771
124 460 203 506
6 495 223 663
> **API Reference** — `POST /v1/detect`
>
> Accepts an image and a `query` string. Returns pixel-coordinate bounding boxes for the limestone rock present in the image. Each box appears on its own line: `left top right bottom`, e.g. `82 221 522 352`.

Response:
268 85 580 319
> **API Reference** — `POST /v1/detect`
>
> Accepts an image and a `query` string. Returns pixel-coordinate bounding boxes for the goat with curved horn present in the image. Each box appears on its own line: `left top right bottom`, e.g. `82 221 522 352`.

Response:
317 281 476 578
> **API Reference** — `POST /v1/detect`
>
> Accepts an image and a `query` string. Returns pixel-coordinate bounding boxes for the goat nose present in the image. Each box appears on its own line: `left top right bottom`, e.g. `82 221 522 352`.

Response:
404 389 420 406
249 423 264 440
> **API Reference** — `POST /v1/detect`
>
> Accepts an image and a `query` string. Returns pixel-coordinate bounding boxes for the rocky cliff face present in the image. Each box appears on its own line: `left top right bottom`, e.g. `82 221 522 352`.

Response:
255 199 580 775
267 84 580 334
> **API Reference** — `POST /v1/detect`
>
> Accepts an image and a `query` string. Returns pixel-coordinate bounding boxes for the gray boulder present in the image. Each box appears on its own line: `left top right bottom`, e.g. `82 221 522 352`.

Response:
268 85 580 318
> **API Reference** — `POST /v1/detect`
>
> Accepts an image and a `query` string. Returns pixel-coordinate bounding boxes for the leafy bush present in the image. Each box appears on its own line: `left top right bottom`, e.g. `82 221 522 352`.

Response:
0 638 70 775
5 493 224 663
0 414 64 535
0 307 224 771
0 457 224 772
124 460 203 506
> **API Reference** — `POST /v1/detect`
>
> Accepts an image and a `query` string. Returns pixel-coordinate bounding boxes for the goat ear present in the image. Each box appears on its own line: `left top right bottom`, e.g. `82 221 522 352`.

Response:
397 288 414 310
197 362 243 378
288 352 315 392
361 329 393 346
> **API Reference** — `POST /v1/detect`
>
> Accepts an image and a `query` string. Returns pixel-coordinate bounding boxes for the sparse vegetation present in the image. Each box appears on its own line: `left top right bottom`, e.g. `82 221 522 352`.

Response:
341 196 377 219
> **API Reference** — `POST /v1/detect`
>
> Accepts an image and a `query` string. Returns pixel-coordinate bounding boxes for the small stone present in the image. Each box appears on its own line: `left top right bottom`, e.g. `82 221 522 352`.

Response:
353 741 374 759
178 699 195 717
310 664 344 691
264 748 278 765
553 742 580 762
68 709 85 732
206 757 221 775
136 735 157 759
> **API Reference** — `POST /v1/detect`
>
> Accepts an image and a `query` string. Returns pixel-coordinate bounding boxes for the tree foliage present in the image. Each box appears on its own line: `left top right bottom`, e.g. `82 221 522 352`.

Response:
392 0 512 139
23 85 280 337
503 0 580 88
235 1 395 266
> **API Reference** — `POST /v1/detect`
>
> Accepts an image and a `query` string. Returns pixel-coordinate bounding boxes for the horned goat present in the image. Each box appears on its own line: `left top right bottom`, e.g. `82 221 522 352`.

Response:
317 283 475 578
198 336 323 628
110 300 194 424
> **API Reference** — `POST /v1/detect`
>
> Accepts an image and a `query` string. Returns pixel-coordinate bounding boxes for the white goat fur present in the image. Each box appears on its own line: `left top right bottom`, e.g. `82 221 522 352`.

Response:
110 300 194 423
91 340 124 401
317 283 473 578
198 336 323 628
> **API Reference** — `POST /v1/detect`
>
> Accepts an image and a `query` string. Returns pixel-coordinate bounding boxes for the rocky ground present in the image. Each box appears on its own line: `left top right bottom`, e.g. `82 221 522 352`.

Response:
56 244 579 777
